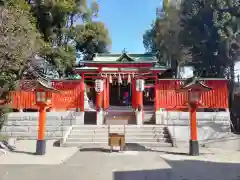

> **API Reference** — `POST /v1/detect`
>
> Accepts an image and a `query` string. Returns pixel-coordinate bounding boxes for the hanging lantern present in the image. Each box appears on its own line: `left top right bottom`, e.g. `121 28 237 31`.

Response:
109 74 112 84
95 79 104 93
136 79 145 92
127 74 131 84
118 74 122 84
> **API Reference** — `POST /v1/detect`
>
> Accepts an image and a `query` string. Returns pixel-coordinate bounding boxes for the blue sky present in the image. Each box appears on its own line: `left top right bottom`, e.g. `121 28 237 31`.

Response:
94 0 162 53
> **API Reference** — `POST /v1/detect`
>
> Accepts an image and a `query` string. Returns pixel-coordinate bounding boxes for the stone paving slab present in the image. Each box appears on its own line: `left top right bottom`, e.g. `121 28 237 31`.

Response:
0 149 240 180
0 141 240 180
0 140 78 165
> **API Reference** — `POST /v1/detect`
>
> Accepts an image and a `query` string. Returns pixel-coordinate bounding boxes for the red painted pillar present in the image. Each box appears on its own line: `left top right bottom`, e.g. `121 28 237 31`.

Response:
154 78 159 111
103 79 107 110
96 92 103 111
106 80 110 108
36 104 46 155
132 79 136 109
189 103 199 156
80 73 85 112
190 105 197 141
135 87 143 110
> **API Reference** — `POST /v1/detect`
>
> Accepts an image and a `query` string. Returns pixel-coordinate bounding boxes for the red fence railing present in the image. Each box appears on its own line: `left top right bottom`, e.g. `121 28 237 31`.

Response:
9 79 229 110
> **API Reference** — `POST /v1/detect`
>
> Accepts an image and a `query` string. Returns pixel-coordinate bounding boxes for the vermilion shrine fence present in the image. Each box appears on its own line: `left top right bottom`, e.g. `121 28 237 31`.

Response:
9 79 228 110
157 80 228 109
10 80 83 110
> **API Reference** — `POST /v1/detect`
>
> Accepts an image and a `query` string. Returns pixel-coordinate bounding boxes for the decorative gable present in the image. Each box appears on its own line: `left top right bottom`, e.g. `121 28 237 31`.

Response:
116 53 135 62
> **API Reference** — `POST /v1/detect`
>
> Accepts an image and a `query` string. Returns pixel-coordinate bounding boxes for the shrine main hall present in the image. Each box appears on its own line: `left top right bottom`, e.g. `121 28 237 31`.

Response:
12 52 229 126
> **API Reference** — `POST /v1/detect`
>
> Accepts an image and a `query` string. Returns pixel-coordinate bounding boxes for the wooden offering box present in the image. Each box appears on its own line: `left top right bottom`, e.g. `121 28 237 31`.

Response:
106 119 128 152
108 133 125 151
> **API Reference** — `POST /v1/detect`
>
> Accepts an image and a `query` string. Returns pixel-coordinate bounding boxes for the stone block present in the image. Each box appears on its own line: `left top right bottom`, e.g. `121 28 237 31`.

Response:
46 131 63 137
5 126 30 132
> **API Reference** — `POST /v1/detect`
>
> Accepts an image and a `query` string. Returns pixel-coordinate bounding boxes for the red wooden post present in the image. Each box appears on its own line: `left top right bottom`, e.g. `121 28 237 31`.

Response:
37 104 46 142
190 104 197 141
136 91 143 110
96 92 103 111
132 79 136 109
103 79 107 110
106 79 110 108
154 78 159 111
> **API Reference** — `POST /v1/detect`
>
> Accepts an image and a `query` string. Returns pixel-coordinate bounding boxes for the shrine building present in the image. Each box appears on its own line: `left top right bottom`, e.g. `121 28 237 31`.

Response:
11 51 229 126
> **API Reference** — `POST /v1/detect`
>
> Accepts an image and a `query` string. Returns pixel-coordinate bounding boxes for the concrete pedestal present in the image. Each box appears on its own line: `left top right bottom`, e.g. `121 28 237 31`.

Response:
135 111 143 125
74 112 85 125
97 111 104 125
189 140 199 156
36 140 46 155
84 91 90 110
155 111 166 125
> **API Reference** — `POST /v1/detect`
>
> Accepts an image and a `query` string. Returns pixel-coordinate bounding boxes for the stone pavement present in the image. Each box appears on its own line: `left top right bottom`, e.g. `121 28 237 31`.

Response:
0 140 240 180
0 140 78 165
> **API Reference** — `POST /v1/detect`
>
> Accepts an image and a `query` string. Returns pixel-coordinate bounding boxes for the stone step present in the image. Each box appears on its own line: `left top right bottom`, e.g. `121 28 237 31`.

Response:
64 141 172 148
72 125 165 130
69 130 166 134
70 130 165 134
72 125 165 128
67 137 167 143
68 133 168 139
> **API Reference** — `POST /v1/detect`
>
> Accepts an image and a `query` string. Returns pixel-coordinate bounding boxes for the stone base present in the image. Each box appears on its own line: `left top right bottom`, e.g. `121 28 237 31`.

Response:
97 111 104 125
74 112 85 125
189 140 199 156
135 111 143 125
155 111 166 125
36 140 46 155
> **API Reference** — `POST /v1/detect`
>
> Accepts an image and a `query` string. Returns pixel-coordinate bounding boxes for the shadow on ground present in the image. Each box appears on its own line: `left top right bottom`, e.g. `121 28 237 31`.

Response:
79 143 212 156
113 159 240 180
11 150 36 155
79 143 150 153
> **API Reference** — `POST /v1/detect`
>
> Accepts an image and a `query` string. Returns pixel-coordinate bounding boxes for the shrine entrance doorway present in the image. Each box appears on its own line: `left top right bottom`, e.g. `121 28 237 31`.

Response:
109 82 131 106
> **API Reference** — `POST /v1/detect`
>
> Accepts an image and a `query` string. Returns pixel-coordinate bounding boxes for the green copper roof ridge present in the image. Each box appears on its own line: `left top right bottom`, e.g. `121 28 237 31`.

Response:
116 53 135 62
96 52 156 57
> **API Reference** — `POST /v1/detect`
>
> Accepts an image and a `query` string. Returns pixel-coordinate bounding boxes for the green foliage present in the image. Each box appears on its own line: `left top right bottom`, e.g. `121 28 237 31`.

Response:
26 0 111 76
144 0 240 78
40 45 76 77
143 6 191 70
180 0 240 77
0 0 43 93
0 0 43 129
74 22 111 60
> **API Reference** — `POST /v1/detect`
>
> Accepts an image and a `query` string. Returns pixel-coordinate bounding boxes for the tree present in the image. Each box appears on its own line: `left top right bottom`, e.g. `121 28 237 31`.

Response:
143 3 191 76
26 0 111 77
180 0 240 78
180 0 240 132
0 0 43 128
74 21 111 60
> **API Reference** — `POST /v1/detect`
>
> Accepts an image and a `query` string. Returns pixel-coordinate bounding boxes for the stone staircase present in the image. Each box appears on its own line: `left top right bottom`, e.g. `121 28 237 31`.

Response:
62 125 173 148
105 111 136 124
143 111 155 124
